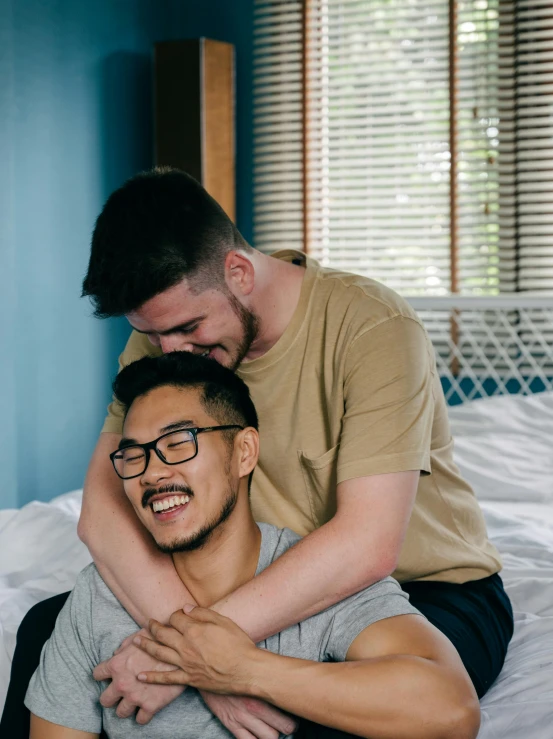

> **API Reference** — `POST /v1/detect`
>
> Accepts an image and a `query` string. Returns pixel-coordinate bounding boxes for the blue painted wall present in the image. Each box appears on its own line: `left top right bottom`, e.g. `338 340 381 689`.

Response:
0 0 254 508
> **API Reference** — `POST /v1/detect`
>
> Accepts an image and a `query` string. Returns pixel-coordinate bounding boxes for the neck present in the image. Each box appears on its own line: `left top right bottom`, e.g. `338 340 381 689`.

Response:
244 251 306 361
171 494 261 607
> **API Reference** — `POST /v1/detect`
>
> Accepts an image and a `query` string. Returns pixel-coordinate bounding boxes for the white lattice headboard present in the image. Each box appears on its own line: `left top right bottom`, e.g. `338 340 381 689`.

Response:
407 295 553 405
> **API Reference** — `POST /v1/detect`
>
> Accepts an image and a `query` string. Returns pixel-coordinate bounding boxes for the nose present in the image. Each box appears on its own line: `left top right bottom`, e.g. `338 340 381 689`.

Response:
140 450 173 486
159 335 192 353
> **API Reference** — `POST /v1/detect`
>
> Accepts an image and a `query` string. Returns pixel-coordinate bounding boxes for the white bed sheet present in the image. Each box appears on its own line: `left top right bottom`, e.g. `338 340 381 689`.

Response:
0 392 552 737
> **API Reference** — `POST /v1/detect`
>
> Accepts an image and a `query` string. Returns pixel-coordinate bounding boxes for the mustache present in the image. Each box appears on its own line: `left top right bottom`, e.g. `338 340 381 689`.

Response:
142 484 194 509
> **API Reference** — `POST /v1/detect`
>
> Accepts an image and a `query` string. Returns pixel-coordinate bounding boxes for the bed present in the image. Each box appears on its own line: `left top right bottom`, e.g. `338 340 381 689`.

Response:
2 295 553 736
1 389 552 736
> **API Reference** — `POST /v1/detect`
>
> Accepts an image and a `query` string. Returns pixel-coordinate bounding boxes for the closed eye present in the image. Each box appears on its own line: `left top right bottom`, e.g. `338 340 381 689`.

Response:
175 325 199 335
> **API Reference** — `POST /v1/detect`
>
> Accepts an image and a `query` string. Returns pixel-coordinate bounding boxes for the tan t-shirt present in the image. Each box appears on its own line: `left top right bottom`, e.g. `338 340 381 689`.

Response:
102 250 501 584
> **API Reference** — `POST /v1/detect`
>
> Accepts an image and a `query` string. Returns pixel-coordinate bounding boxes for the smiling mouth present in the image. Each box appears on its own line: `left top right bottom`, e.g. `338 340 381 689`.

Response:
151 494 190 513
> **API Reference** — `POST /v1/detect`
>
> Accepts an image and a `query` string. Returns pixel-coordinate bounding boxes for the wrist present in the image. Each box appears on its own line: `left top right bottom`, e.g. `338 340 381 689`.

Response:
238 647 279 698
244 649 303 702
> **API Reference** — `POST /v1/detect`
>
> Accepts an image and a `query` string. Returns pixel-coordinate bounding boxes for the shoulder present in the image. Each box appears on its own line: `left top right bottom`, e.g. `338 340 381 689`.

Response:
318 576 421 662
270 248 422 334
68 565 139 652
312 260 424 337
256 523 302 572
321 576 419 625
70 563 127 616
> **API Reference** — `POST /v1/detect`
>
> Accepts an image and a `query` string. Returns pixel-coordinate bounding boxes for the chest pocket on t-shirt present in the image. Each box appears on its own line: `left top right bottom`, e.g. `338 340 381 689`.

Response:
298 445 339 527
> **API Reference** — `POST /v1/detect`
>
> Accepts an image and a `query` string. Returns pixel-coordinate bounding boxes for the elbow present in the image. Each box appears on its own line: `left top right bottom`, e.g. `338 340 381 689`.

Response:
77 505 97 552
364 550 399 586
77 510 89 545
376 552 399 581
444 696 481 739
437 685 480 739
348 552 398 594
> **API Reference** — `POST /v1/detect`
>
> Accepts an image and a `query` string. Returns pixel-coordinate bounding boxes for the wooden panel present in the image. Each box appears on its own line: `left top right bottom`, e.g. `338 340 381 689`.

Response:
154 38 235 221
202 39 235 221
154 40 202 182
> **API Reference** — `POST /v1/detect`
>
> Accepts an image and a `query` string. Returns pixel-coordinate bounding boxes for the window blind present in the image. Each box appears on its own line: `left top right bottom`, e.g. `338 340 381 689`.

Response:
253 1 304 253
305 0 451 294
253 1 553 297
498 0 553 292
456 0 501 294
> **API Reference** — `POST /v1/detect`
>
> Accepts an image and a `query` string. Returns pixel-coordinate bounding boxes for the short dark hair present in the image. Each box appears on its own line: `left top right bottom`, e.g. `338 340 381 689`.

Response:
82 168 251 317
113 352 259 434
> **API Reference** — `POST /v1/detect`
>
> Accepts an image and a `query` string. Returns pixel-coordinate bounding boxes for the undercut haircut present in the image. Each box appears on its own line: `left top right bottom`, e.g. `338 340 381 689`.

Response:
113 352 259 434
82 167 252 317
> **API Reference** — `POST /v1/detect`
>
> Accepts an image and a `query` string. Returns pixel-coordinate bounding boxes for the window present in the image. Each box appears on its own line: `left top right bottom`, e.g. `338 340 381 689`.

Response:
253 0 553 296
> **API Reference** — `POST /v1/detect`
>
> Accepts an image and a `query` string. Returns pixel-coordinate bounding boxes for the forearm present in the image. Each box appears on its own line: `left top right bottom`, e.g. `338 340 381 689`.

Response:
214 472 416 642
246 652 479 739
78 433 193 625
30 714 99 739
214 517 389 642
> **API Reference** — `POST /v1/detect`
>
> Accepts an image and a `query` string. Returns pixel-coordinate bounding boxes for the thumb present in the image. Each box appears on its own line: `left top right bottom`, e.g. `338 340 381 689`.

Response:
183 605 219 622
92 661 112 681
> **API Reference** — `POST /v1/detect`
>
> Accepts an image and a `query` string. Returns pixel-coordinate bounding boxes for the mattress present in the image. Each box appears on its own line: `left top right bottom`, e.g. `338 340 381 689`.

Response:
1 391 552 736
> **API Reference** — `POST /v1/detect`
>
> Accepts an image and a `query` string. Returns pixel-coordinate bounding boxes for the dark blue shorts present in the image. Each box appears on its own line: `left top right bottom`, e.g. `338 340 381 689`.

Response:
402 572 514 698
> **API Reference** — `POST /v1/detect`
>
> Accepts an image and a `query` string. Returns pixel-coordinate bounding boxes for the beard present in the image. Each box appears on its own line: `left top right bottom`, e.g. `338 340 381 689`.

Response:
154 482 239 554
225 292 259 370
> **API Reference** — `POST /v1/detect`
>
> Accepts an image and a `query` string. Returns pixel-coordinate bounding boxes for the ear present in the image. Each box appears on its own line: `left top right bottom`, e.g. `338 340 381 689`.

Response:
235 427 259 480
224 251 255 298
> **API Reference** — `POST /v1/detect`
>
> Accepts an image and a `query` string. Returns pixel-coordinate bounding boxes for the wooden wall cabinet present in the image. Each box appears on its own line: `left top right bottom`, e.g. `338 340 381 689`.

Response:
154 38 235 221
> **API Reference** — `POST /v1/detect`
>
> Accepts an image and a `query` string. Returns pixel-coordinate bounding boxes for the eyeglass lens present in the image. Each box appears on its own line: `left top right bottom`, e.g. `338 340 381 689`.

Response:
113 430 196 478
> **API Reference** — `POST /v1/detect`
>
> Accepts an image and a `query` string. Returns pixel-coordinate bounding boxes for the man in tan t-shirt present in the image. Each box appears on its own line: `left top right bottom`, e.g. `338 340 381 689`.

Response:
2 168 513 739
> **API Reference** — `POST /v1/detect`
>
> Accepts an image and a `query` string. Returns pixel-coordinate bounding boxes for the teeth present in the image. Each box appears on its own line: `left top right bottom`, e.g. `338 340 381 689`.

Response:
152 495 190 513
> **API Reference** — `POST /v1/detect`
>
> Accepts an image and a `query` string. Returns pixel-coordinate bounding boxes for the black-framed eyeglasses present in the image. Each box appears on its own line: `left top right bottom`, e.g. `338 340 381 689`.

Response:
109 425 244 480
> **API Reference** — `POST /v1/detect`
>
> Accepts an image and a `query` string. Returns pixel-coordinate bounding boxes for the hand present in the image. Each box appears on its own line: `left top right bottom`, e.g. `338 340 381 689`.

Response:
93 629 185 725
200 692 299 739
134 605 261 694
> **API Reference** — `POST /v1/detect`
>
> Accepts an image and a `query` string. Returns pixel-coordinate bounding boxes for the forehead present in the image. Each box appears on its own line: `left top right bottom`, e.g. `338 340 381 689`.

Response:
123 385 212 435
127 279 226 333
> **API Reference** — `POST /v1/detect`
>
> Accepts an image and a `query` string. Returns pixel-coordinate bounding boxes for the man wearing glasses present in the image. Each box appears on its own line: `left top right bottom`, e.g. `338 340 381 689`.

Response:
1 168 512 739
25 352 479 739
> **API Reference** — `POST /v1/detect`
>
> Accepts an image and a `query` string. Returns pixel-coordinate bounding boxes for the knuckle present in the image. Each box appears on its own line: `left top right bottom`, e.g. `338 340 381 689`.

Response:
242 697 261 714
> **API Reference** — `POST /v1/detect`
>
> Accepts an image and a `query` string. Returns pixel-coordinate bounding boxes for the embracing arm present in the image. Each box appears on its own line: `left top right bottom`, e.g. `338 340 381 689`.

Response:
77 432 193 626
214 470 419 641
79 433 417 641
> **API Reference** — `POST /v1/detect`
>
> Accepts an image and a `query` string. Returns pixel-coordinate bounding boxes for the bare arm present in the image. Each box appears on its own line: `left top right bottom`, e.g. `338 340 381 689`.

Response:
30 714 98 739
245 616 480 739
136 608 480 739
80 435 417 640
78 433 193 625
214 470 419 641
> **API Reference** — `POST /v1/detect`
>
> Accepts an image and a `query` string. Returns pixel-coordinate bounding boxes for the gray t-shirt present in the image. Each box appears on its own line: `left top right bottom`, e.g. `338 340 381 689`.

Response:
25 524 420 738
